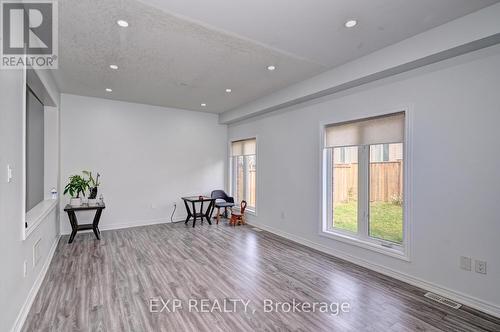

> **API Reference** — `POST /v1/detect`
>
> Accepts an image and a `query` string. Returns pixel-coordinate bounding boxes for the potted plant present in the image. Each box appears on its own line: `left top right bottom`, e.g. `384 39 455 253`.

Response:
83 171 100 205
63 174 90 207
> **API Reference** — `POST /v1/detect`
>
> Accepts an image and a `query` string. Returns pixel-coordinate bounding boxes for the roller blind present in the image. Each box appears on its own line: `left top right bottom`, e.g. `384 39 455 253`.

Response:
231 138 256 156
325 112 404 148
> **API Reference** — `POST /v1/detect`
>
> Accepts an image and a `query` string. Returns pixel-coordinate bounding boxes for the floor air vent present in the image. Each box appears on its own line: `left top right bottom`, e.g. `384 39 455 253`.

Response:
424 292 462 309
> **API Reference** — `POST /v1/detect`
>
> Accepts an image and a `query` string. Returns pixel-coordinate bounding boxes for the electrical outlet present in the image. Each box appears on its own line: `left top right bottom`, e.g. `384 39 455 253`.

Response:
460 256 472 271
23 260 27 278
475 260 487 274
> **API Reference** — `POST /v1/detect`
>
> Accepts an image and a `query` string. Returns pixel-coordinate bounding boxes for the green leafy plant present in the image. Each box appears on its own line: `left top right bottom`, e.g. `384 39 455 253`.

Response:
63 175 90 198
83 171 100 188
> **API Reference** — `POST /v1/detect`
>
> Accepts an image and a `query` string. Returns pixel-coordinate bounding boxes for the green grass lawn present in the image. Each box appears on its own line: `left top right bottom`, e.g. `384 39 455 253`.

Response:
333 201 403 243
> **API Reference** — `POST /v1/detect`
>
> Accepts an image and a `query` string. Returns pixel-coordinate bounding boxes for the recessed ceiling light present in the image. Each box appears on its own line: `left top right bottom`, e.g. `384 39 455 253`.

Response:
345 19 357 28
109 64 118 70
105 88 112 92
267 65 276 71
201 103 207 107
225 88 232 93
117 20 129 27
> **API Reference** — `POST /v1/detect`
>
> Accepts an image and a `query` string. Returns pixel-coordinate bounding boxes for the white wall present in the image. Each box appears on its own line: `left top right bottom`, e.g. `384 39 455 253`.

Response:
60 94 226 234
0 68 60 331
228 45 500 315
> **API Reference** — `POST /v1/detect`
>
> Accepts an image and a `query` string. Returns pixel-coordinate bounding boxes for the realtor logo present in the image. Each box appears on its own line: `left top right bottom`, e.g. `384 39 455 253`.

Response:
1 0 58 69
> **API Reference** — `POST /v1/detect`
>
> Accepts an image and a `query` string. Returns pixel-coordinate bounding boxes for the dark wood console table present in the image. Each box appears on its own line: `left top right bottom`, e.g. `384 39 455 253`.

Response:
64 203 105 243
181 196 215 228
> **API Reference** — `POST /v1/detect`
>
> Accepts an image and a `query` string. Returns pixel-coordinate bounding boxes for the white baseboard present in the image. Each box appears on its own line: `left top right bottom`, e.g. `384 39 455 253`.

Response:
248 221 500 318
60 216 188 235
11 234 61 332
98 217 173 232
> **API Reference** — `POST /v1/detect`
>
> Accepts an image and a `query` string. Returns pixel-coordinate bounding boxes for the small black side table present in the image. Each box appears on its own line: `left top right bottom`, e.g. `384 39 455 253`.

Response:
64 203 105 243
181 196 215 228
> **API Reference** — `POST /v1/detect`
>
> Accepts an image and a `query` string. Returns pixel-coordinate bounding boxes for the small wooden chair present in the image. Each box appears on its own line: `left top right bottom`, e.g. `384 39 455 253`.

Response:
229 201 247 226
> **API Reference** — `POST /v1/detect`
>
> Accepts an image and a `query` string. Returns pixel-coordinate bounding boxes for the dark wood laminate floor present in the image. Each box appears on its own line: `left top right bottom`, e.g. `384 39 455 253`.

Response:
23 221 500 332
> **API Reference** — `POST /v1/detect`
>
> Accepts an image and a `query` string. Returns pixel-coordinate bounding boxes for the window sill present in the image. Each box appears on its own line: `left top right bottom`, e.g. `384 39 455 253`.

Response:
319 229 410 261
25 199 58 240
245 208 257 216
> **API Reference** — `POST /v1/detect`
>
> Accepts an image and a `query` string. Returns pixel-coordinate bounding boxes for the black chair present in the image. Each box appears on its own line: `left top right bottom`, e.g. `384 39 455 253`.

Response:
211 190 235 223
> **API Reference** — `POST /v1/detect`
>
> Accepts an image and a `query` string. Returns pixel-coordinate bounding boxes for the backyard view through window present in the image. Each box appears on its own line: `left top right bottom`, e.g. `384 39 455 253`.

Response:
332 146 358 233
369 143 403 243
231 139 257 210
325 112 405 247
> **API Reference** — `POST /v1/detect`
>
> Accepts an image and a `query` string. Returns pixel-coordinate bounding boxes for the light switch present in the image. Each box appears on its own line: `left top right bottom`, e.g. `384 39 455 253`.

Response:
7 165 12 183
460 256 471 271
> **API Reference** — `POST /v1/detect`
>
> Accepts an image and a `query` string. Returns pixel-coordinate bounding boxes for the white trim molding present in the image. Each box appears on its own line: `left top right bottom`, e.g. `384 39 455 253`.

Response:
24 200 58 239
11 235 60 332
59 216 188 235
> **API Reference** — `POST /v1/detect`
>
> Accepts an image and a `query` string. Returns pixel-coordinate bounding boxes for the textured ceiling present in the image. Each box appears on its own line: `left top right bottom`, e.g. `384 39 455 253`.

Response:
54 0 325 113
54 0 498 113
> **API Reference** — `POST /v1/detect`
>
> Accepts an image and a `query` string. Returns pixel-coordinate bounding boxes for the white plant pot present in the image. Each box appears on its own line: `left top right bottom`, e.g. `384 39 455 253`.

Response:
70 197 82 207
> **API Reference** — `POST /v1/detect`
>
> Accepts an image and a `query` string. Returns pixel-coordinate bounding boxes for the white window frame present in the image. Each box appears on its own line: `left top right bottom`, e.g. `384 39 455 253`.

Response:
319 108 412 261
228 137 258 215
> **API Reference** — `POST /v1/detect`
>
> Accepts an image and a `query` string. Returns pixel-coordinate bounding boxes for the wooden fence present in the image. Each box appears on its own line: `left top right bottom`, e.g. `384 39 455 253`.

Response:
333 161 403 203
249 170 256 207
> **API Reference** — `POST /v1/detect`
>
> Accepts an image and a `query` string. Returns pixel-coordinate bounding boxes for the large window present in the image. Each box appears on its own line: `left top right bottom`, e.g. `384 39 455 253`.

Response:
230 138 257 211
323 112 406 252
